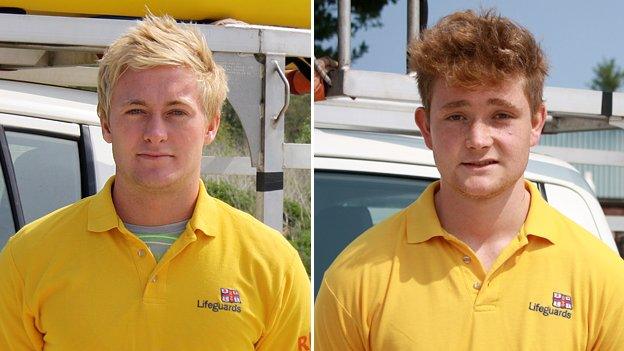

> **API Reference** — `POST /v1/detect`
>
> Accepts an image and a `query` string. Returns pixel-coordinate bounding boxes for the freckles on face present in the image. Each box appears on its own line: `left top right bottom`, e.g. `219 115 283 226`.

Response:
424 79 538 198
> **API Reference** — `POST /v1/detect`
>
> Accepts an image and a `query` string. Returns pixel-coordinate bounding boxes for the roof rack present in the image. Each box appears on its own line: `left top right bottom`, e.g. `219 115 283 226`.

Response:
325 0 624 134
0 12 312 231
318 69 624 134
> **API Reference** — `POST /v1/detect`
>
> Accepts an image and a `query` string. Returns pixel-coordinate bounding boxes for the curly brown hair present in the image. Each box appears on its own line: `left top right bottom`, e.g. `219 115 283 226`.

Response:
408 9 548 115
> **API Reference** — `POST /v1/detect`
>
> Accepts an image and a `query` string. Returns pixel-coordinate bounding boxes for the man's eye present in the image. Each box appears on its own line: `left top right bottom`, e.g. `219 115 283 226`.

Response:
168 110 188 117
494 113 513 120
446 114 464 121
127 109 145 115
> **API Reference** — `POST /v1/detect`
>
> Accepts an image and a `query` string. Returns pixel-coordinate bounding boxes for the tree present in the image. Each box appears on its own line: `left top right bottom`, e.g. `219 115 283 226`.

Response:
315 0 398 61
589 58 624 92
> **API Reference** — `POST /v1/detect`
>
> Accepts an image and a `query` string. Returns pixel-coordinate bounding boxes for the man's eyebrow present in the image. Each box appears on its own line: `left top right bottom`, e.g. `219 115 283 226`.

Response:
123 99 147 106
487 98 518 109
440 100 470 109
165 99 193 107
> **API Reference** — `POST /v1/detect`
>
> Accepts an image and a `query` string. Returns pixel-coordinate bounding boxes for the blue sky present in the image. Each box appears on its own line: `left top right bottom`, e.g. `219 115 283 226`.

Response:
347 0 624 90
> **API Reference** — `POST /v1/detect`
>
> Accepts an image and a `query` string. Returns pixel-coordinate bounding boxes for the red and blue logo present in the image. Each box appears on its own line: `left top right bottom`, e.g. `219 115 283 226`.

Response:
552 292 573 310
220 288 241 304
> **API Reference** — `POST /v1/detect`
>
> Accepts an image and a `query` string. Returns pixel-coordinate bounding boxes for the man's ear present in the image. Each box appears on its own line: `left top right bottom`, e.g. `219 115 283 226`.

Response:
415 107 433 150
204 114 221 145
101 117 113 144
530 103 547 147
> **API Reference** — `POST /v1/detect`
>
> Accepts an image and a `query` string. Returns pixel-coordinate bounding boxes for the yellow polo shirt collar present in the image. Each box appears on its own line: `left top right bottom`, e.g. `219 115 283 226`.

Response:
405 180 559 245
87 176 217 238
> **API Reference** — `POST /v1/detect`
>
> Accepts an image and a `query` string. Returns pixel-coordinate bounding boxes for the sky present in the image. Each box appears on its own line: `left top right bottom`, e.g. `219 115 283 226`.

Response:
345 0 624 90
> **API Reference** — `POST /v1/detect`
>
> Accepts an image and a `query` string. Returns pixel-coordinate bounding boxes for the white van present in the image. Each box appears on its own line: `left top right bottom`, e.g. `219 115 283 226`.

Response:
314 94 619 294
0 80 114 247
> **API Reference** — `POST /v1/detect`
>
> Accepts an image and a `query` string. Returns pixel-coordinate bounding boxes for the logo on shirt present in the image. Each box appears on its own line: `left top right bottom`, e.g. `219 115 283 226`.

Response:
196 287 242 313
552 292 573 310
221 288 242 303
528 291 573 319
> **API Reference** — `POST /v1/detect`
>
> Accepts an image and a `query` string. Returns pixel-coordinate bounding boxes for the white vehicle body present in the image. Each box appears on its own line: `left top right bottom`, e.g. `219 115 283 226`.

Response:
0 80 114 247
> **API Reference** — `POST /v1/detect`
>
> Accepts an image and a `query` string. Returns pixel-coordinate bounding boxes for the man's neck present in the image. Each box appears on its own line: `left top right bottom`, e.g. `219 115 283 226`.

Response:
111 176 199 226
434 179 531 272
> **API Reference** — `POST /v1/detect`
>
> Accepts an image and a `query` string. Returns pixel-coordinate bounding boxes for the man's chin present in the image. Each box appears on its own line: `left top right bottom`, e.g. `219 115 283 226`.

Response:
131 173 182 191
451 178 516 200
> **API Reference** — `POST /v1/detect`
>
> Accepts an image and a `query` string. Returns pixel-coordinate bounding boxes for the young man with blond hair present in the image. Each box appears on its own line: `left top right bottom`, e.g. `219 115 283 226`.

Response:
0 15 309 350
315 10 624 350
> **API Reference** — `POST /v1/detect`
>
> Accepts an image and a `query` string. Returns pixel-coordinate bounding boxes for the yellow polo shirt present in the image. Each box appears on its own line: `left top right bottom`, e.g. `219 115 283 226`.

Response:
0 177 310 351
315 180 624 350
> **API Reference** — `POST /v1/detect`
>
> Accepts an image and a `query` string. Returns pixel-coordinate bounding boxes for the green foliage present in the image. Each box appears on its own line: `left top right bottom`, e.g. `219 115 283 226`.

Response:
315 0 399 60
285 95 311 143
204 179 311 276
209 95 310 153
284 198 311 276
589 58 624 92
204 179 255 214
208 101 248 156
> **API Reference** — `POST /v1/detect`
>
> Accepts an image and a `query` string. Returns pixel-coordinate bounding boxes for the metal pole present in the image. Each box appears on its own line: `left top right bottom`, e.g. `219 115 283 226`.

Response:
256 54 286 232
407 0 420 73
338 0 351 69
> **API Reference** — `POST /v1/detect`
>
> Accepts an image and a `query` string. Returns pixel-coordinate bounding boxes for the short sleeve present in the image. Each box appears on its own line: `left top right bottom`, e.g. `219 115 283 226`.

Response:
0 241 43 350
590 264 624 350
314 278 366 351
255 251 311 351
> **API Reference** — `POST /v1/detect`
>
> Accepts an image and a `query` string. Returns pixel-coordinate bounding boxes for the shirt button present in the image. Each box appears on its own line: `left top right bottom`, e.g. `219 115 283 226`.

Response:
462 255 471 264
151 275 158 283
137 249 146 257
473 281 482 290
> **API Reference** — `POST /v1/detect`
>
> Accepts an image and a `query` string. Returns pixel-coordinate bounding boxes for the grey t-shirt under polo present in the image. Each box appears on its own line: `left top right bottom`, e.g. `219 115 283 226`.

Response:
124 220 188 261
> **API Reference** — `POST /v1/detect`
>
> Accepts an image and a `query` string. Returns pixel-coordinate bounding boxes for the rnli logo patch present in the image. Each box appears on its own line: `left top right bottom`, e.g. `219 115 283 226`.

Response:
221 288 242 303
552 292 573 310
528 291 573 319
196 288 242 313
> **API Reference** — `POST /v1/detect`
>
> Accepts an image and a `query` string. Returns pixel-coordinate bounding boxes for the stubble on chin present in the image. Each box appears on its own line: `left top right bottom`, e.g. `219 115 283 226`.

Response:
446 174 520 200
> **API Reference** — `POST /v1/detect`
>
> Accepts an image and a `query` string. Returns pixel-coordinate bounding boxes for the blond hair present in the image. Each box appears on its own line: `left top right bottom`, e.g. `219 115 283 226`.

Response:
408 9 548 115
97 14 228 121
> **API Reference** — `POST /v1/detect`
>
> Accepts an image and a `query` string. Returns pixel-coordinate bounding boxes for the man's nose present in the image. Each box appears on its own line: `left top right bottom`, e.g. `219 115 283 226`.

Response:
143 115 168 143
465 121 493 149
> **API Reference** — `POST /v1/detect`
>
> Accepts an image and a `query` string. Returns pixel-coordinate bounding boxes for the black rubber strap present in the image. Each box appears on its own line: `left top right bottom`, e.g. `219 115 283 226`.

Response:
256 172 284 192
602 91 613 117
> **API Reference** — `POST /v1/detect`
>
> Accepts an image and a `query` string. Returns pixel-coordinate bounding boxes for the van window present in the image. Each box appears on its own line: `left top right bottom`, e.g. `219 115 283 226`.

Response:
0 165 15 247
6 131 81 223
543 183 599 236
314 171 433 294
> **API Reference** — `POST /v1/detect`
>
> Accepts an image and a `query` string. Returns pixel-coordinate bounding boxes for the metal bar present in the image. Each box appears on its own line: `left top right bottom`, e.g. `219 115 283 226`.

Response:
606 215 624 232
256 54 286 231
201 156 256 175
338 0 351 69
283 143 311 169
272 60 290 121
259 26 311 58
0 47 46 66
609 116 624 130
0 66 98 87
0 13 310 57
531 146 624 167
406 0 419 73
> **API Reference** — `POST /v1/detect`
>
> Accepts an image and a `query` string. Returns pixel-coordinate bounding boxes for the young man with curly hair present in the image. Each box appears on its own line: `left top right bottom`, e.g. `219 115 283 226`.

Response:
315 10 624 350
0 15 310 350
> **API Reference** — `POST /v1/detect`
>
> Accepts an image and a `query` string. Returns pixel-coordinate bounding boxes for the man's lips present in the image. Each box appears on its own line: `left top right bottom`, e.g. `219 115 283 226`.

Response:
137 152 173 159
461 159 498 167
